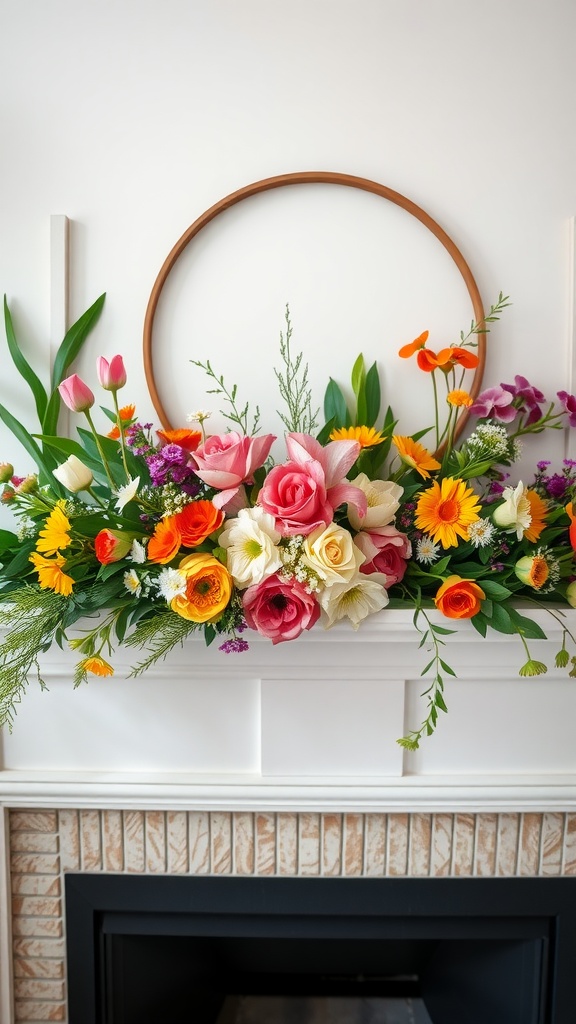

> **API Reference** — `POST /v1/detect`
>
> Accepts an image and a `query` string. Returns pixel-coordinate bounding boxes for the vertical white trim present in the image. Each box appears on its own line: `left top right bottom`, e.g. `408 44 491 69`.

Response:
566 216 576 460
0 808 14 1024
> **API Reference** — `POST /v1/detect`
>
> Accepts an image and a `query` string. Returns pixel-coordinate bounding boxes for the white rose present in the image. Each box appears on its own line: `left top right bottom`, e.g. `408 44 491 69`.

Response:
347 473 403 531
302 523 364 587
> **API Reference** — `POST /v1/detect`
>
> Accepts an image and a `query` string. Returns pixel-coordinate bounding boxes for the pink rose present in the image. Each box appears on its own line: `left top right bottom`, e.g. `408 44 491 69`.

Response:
258 459 333 536
242 572 320 643
192 431 276 508
354 526 412 589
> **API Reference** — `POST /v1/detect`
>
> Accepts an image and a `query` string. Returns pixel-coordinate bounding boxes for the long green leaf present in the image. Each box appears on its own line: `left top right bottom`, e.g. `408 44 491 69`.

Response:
43 294 106 436
3 297 48 423
323 379 351 428
0 403 62 490
351 354 365 401
364 361 381 426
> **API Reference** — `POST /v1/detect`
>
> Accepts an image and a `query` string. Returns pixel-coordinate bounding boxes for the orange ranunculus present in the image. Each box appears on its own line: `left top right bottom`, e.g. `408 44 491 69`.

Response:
174 500 224 547
171 553 232 623
434 575 485 619
147 516 182 563
157 428 202 452
398 330 429 359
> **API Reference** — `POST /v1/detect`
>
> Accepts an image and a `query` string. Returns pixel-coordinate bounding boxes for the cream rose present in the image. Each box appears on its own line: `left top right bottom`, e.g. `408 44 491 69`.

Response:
347 474 403 531
302 523 365 587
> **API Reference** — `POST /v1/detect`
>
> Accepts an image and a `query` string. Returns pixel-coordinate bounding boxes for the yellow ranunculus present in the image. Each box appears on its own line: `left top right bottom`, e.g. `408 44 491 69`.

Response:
171 553 232 623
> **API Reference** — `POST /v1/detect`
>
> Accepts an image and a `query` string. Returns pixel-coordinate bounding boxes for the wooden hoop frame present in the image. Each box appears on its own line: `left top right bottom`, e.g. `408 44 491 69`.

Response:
143 171 486 438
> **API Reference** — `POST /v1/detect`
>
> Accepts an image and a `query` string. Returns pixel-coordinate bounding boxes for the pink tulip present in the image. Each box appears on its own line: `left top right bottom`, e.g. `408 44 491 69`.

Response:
97 355 127 392
58 374 95 413
355 526 412 589
192 431 276 508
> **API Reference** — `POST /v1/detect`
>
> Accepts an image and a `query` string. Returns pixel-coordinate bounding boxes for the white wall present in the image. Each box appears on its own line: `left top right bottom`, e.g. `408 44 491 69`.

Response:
1 0 575 520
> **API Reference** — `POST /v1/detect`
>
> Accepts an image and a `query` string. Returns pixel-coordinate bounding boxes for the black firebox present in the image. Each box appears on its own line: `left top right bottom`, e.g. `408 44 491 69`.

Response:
65 874 576 1024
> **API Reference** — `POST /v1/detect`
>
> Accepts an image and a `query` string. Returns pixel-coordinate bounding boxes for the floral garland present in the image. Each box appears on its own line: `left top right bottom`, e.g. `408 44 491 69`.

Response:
1 295 576 748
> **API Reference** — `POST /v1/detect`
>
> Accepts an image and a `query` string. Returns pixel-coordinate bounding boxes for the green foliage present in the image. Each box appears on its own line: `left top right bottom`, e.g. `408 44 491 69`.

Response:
191 358 260 435
274 305 319 434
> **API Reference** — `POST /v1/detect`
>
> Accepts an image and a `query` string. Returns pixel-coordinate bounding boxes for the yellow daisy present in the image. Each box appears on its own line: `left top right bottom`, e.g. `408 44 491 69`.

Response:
392 436 441 480
415 477 482 549
35 501 71 555
329 425 386 448
81 656 114 677
446 389 473 408
29 551 74 596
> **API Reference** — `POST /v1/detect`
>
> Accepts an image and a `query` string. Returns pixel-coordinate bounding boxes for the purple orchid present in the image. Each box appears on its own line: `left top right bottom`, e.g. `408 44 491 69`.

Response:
469 385 517 422
557 390 576 427
501 375 546 426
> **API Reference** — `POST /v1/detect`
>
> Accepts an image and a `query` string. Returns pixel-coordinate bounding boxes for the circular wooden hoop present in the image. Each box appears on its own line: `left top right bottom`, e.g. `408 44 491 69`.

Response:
143 171 486 440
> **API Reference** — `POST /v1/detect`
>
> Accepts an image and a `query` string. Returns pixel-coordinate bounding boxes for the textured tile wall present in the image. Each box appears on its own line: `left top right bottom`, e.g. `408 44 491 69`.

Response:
8 809 576 1023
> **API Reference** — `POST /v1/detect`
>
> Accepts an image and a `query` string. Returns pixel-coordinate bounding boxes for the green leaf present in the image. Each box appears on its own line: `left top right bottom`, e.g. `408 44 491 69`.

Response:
3 297 48 423
439 659 456 677
480 579 513 600
430 624 456 635
351 354 365 401
316 416 337 445
471 613 488 637
43 294 106 436
435 690 449 712
1 540 36 579
487 602 516 634
204 624 216 646
0 403 62 490
0 529 19 554
323 379 351 428
506 607 548 640
364 361 381 427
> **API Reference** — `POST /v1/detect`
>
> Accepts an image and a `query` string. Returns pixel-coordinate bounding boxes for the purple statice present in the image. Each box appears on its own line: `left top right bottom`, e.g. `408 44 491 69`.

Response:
545 474 569 499
537 460 551 471
501 375 545 426
219 637 250 654
146 444 195 487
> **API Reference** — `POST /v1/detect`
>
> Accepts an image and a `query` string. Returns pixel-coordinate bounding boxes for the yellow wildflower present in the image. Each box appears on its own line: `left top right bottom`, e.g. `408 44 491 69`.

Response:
36 501 71 555
329 425 386 449
29 551 74 596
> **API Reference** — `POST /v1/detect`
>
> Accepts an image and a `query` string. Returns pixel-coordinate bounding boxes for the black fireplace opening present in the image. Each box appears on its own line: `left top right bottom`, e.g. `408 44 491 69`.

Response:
65 874 576 1024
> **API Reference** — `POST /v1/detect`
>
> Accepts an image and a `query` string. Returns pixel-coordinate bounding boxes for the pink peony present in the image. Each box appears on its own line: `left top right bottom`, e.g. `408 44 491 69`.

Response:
192 431 276 508
242 572 320 643
258 432 367 535
354 526 412 589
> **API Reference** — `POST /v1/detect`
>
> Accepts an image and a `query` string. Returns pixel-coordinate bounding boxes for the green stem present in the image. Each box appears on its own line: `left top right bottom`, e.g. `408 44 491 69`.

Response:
83 409 116 490
431 370 440 450
112 392 130 481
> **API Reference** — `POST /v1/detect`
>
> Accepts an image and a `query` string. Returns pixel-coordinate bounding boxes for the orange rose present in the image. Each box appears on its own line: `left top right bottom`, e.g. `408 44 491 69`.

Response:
434 575 485 619
148 516 182 563
171 553 232 623
174 500 224 547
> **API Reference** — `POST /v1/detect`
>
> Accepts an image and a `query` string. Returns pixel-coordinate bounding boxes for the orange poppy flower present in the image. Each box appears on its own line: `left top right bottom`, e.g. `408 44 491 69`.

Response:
416 349 441 372
398 330 429 359
147 516 182 563
174 500 224 547
157 428 202 452
436 347 479 370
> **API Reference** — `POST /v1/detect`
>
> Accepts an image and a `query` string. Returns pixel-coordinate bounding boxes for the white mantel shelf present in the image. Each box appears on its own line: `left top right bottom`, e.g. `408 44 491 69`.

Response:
2 608 576 813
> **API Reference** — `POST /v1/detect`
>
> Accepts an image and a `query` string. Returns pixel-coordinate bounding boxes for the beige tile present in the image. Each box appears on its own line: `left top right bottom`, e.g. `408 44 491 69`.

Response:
430 815 453 877
189 812 210 874
322 815 342 877
387 814 408 876
10 833 59 854
299 813 320 876
10 855 60 877
541 813 564 876
453 814 475 876
11 875 61 897
495 814 520 876
519 813 542 876
145 811 167 873
343 815 364 876
14 1000 65 1021
13 959 64 979
124 811 145 873
102 811 124 872
474 814 497 876
167 812 188 874
58 810 80 872
10 812 58 833
211 812 232 874
255 814 276 876
12 917 63 938
277 813 298 875
80 810 102 871
409 814 431 877
364 814 386 877
564 813 576 874
234 813 255 876
11 897 61 918
14 978 65 1000
12 937 66 961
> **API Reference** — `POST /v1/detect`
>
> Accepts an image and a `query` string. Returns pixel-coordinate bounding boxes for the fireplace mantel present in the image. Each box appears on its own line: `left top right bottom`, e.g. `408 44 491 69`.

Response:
2 607 576 813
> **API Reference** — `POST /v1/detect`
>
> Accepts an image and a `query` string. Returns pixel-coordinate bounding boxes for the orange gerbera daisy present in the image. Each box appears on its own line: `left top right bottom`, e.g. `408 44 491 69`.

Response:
398 330 429 358
415 477 481 548
147 516 182 564
329 425 386 448
82 655 114 677
29 551 74 596
392 436 441 479
524 489 548 543
157 428 202 452
447 389 474 408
